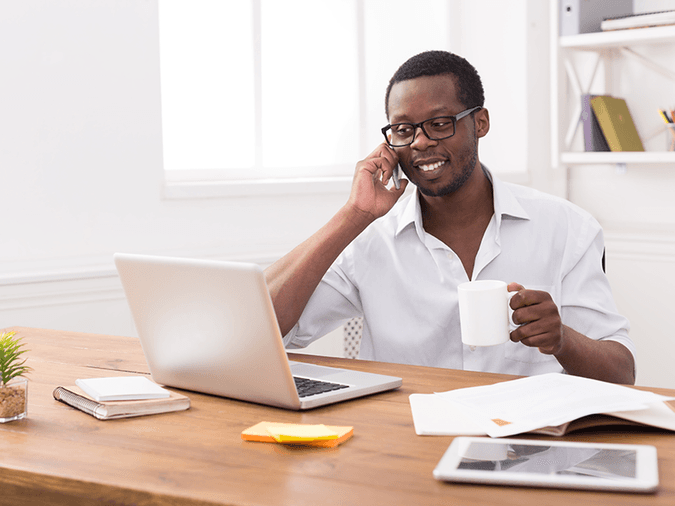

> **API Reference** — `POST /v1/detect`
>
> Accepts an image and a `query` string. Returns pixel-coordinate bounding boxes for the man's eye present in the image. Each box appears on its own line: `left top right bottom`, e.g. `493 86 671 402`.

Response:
393 125 413 135
430 119 451 129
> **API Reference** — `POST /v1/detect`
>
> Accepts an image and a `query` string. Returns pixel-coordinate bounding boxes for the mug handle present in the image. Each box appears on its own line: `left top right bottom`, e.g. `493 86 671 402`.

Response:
506 290 519 331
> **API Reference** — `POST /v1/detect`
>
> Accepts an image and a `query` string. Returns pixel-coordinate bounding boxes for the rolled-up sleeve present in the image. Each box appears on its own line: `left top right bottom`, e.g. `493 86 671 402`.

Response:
560 222 636 369
283 254 363 349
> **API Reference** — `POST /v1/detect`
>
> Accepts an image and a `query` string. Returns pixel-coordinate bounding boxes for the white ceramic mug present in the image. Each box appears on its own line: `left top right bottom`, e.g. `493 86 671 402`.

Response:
458 280 516 347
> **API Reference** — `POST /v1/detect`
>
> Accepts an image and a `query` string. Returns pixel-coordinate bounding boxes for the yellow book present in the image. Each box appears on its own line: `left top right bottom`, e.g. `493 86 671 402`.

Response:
590 96 644 152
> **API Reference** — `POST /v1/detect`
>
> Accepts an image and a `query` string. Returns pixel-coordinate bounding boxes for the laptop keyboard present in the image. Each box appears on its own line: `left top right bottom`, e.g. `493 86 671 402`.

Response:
294 376 350 398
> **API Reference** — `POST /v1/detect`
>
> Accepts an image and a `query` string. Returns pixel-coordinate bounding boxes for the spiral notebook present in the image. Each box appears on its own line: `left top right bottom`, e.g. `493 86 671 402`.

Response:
53 384 190 420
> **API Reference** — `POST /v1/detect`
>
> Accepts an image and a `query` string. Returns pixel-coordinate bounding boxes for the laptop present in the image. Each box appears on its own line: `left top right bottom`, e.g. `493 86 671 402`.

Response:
114 253 402 410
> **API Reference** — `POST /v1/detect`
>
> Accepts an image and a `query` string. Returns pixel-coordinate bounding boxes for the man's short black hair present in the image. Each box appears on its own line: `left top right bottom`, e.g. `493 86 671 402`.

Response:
384 50 485 118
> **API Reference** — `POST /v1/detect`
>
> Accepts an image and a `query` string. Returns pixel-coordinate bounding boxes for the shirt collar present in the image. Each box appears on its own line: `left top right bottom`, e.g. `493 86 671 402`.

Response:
395 189 421 237
488 166 530 223
394 164 530 238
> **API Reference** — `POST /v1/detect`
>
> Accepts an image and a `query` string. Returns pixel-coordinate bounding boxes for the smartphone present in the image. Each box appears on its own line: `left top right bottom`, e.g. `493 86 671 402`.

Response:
392 163 401 190
433 437 659 493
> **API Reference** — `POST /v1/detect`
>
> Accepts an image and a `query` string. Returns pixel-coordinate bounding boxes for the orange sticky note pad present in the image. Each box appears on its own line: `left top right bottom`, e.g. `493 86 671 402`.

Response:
242 422 354 447
266 423 338 442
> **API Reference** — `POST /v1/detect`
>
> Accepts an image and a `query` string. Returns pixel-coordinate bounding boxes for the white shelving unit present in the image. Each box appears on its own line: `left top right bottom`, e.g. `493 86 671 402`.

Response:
560 24 675 49
550 2 675 171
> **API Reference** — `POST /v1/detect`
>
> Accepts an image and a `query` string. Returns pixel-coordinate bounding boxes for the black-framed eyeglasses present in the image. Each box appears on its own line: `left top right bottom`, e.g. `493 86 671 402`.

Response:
381 106 482 147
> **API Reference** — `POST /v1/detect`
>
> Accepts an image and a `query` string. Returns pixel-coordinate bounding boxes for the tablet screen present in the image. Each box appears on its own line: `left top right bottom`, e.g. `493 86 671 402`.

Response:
434 438 658 493
457 440 635 478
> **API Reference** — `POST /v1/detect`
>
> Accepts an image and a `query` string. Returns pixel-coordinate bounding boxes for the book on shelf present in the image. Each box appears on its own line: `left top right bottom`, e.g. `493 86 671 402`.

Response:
53 385 190 420
601 10 675 31
581 94 610 152
590 95 644 152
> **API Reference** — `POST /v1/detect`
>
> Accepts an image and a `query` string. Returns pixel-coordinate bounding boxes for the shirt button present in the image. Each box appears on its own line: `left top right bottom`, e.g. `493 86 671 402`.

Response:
447 252 454 259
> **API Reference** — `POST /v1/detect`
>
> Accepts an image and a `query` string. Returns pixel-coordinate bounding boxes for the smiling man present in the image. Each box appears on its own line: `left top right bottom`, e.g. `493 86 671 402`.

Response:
265 51 635 384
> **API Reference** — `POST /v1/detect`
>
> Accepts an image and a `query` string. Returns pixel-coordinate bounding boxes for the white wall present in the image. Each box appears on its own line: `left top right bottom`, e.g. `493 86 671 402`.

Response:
554 0 675 388
2 0 673 388
0 0 348 336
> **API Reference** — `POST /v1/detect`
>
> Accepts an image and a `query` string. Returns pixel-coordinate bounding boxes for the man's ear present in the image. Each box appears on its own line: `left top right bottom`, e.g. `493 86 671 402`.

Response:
475 108 490 139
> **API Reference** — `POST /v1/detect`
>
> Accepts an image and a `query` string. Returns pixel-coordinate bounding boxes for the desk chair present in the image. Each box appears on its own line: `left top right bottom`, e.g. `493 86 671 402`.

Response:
343 317 363 359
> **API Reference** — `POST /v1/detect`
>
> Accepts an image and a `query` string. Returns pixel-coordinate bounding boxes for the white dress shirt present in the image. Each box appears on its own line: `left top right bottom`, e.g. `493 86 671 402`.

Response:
283 170 635 376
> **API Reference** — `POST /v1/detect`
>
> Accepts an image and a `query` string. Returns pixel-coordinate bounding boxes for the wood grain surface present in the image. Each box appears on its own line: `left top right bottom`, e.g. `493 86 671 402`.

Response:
1 326 674 506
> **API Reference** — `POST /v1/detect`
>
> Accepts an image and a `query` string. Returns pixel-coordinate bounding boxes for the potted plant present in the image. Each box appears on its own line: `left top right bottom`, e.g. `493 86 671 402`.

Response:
0 331 31 422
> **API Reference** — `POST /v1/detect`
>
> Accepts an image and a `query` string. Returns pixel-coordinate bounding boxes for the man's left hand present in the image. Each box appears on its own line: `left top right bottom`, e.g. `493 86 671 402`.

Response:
508 282 563 355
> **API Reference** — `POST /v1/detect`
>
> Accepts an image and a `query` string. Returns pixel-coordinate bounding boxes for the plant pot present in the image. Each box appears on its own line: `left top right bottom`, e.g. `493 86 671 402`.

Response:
0 378 27 422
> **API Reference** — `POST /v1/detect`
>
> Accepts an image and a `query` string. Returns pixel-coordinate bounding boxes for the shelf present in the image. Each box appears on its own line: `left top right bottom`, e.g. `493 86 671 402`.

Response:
560 25 675 50
551 2 675 177
561 151 675 166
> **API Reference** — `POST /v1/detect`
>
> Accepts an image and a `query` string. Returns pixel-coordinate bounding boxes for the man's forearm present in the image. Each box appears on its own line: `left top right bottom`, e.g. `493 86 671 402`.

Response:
264 206 373 337
555 325 636 385
265 143 406 337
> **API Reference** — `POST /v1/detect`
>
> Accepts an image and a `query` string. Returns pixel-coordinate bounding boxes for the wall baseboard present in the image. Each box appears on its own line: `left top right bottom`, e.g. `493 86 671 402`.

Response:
605 230 675 264
0 249 347 355
2 234 672 384
1 231 671 314
0 251 282 313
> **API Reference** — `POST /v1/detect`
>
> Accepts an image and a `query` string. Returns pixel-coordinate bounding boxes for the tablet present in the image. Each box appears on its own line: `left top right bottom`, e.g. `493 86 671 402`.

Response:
433 437 658 493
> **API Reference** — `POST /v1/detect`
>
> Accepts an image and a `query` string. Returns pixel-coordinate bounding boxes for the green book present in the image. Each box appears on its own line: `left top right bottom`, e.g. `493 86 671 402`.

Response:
590 96 644 152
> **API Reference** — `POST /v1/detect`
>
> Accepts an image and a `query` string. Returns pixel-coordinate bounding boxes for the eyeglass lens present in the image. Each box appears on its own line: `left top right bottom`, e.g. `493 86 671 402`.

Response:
387 117 455 147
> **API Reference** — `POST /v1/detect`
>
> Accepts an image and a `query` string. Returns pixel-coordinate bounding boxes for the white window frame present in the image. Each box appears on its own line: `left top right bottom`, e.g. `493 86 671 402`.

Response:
161 0 363 199
160 0 533 200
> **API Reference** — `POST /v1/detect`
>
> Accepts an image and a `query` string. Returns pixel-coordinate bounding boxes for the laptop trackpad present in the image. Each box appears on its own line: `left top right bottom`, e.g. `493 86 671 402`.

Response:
289 361 350 381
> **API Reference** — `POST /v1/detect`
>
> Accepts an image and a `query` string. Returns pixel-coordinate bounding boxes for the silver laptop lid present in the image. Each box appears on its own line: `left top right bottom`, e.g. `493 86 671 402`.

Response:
114 253 302 409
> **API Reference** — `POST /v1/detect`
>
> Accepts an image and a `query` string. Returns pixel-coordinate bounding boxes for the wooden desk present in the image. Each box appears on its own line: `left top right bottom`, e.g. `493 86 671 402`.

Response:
2 327 675 506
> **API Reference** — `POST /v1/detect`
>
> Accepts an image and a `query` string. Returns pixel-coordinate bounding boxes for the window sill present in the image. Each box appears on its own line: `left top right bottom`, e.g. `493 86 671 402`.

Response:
162 176 354 200
161 170 530 200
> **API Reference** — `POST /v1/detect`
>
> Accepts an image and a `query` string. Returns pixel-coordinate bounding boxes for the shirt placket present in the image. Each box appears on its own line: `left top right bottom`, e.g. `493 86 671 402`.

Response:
423 233 469 285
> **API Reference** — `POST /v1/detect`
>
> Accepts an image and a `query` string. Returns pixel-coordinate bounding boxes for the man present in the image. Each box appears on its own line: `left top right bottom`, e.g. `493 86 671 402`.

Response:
265 50 635 384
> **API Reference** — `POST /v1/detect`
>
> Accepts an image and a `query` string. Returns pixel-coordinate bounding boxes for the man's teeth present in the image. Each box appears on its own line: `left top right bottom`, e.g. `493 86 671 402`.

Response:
419 161 445 172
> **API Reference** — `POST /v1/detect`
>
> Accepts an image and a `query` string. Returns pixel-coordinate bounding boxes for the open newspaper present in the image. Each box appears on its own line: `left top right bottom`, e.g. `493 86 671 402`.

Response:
410 373 675 438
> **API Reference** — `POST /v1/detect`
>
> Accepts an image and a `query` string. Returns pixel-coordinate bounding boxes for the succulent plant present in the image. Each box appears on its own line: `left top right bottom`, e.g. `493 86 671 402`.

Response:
0 331 31 386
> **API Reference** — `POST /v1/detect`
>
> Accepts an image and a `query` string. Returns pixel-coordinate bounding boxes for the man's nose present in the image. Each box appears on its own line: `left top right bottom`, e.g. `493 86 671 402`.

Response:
410 126 437 150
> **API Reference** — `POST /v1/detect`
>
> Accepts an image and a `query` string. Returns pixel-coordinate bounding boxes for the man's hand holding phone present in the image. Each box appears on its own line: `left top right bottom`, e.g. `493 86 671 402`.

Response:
347 143 408 225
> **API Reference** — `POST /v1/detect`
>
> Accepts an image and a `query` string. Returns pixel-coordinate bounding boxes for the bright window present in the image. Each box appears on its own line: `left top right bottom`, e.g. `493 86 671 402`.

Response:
159 1 256 175
158 0 454 184
158 0 527 190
